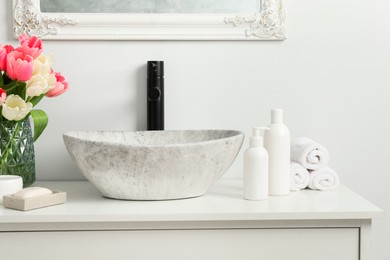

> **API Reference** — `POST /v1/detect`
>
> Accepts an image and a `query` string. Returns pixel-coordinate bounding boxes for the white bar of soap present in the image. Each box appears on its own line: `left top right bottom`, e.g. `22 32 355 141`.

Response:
13 187 53 199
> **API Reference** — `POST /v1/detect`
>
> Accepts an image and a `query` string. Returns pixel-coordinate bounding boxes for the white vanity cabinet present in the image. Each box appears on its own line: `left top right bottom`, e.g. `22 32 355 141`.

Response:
0 181 382 260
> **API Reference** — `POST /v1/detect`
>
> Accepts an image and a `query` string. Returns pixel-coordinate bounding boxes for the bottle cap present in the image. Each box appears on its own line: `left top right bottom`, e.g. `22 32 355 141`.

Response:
271 108 283 123
250 127 269 147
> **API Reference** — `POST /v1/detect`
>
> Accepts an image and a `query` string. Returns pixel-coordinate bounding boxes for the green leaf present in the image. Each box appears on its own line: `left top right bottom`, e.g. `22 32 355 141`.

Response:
29 94 45 107
30 109 48 142
18 82 27 100
2 81 18 92
2 74 12 85
0 73 3 87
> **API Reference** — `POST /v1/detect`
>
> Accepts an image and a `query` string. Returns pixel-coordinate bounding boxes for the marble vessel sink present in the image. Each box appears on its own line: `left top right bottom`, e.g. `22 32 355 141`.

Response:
63 130 244 200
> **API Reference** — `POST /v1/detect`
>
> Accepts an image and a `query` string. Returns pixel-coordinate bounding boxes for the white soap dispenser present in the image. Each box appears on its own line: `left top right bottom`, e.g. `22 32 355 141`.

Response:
264 109 291 196
244 127 269 201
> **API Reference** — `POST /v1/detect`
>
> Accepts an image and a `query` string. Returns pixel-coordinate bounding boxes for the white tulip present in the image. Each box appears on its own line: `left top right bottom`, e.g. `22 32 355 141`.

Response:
27 74 54 97
2 95 33 121
27 54 56 97
32 54 54 76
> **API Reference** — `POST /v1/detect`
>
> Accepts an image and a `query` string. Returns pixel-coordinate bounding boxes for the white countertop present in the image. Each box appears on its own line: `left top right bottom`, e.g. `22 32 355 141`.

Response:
0 180 383 224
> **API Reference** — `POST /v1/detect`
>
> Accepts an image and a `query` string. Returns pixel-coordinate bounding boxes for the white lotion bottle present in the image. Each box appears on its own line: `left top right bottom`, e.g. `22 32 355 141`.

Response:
264 109 291 196
244 127 269 201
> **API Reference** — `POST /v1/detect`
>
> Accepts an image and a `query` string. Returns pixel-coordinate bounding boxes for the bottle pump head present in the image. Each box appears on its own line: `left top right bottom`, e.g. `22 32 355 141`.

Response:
250 127 269 147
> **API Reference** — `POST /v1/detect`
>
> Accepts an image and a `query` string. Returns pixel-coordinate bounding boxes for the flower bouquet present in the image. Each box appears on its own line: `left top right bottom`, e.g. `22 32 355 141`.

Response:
0 34 68 186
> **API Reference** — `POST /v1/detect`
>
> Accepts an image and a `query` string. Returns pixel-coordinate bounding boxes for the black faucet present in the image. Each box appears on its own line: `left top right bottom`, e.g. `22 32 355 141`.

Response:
147 61 164 131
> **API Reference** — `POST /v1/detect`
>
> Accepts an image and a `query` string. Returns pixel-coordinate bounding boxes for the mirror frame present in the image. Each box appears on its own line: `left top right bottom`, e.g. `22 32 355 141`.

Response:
13 0 286 40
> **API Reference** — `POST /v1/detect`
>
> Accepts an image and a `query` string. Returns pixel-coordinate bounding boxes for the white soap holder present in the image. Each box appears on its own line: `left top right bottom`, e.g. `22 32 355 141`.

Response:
3 190 66 211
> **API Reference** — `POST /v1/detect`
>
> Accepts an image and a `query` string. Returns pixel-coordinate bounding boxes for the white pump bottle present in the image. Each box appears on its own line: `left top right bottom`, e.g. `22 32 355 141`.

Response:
243 127 269 201
264 109 290 196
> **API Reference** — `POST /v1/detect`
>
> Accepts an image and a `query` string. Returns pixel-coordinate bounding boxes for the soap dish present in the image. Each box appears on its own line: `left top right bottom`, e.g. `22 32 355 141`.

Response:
3 191 66 211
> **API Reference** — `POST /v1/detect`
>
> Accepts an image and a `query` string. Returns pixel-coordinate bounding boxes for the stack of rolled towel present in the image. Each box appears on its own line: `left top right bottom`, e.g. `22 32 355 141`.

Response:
290 137 340 191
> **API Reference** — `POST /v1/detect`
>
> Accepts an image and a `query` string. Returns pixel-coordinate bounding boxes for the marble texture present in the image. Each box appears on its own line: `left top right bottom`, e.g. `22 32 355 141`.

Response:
63 130 244 200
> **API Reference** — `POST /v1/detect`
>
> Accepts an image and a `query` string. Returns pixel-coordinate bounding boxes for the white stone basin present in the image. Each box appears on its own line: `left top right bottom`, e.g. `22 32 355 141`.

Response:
63 130 244 200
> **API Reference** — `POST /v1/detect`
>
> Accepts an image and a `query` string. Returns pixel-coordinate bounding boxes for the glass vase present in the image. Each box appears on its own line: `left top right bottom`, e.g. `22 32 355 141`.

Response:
0 118 35 187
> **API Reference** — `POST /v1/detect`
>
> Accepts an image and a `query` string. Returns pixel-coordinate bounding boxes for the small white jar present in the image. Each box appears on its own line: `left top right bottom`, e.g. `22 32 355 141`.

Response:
0 175 23 204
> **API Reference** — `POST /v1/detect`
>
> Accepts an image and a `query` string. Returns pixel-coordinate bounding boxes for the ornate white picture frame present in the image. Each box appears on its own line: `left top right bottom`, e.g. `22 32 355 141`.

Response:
13 0 286 40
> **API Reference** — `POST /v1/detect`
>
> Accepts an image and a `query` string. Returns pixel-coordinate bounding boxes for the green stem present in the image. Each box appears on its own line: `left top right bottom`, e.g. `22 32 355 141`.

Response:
0 121 21 166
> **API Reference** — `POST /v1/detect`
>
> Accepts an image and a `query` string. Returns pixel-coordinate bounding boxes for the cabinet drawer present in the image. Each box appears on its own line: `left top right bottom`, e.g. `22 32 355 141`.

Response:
1 228 359 260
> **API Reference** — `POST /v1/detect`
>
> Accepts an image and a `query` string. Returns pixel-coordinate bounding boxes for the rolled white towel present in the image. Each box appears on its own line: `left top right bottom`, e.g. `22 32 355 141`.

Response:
291 137 330 170
290 162 310 191
308 167 340 191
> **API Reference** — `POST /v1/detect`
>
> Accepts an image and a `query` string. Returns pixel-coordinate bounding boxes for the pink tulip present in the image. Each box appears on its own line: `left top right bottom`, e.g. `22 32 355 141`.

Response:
6 51 34 81
46 72 68 97
0 88 6 105
0 45 14 71
0 45 6 71
16 34 43 59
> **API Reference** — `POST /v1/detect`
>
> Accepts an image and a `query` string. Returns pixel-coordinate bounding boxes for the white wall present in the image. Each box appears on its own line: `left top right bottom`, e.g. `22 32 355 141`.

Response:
2 0 390 259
